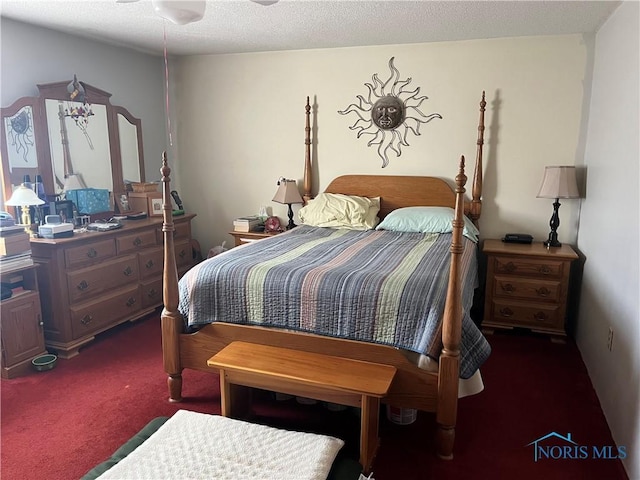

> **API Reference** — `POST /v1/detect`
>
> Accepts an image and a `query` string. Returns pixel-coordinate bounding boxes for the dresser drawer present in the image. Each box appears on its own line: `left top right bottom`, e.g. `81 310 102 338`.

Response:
493 256 564 279
70 286 141 338
175 239 192 269
66 255 139 304
140 278 163 309
64 239 116 269
487 299 562 330
156 220 191 243
116 229 158 254
492 275 561 304
138 247 164 279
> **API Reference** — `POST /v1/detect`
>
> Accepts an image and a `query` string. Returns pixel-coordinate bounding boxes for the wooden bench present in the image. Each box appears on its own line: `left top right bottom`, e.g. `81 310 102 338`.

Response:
207 341 397 473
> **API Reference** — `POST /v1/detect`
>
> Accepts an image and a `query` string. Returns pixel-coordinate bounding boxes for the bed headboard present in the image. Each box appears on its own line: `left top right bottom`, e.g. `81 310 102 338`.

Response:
303 92 486 224
324 175 462 220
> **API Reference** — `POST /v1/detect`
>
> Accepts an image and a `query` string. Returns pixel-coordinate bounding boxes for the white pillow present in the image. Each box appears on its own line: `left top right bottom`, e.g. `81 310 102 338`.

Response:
299 193 380 230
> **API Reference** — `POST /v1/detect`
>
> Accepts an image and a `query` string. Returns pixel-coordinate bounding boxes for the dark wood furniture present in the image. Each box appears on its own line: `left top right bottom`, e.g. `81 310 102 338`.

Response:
0 263 47 378
30 215 194 358
160 92 486 460
228 230 280 247
207 341 396 473
482 239 578 342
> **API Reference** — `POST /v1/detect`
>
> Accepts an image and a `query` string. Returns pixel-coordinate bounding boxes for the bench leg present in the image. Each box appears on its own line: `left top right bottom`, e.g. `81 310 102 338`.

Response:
360 395 380 474
218 370 252 418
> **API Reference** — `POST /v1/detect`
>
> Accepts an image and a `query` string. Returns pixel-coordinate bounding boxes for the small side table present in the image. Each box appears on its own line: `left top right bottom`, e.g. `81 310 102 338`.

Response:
228 230 280 247
482 239 578 342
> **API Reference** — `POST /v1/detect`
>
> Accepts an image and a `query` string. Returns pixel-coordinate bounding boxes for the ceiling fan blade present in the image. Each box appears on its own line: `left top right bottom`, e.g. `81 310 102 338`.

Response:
250 0 279 5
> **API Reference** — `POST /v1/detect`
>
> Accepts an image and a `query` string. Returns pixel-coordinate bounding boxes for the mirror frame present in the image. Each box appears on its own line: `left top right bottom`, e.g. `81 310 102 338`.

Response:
1 96 53 204
1 80 146 210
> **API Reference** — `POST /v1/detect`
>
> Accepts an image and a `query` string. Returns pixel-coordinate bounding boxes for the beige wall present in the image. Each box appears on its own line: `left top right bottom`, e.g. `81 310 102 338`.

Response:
172 35 589 252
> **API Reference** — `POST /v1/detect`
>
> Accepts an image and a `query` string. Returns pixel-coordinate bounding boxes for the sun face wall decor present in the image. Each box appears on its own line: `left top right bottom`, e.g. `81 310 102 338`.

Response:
338 57 442 168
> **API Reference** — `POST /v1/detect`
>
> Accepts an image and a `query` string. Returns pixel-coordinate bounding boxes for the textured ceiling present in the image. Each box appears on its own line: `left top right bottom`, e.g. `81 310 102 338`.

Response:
0 0 621 56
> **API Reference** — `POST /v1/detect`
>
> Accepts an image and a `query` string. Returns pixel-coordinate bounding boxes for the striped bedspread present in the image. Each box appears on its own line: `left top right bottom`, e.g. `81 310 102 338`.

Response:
178 225 490 378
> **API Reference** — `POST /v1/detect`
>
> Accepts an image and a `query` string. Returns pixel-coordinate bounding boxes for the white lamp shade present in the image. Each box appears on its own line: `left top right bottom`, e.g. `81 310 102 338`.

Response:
537 166 580 199
152 0 206 25
272 179 303 205
5 184 45 207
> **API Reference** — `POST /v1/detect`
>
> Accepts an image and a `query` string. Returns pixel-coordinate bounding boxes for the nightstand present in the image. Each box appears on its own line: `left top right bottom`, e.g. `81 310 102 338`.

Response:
229 231 280 247
482 239 578 342
1 263 47 378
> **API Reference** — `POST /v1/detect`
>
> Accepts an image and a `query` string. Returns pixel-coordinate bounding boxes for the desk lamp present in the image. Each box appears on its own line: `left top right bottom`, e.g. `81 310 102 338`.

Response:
536 166 580 248
272 178 303 230
5 184 46 235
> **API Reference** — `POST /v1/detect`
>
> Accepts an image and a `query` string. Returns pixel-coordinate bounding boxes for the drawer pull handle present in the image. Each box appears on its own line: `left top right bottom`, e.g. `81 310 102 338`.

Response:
133 237 142 247
504 262 517 273
126 297 137 307
501 283 515 294
81 315 93 325
178 250 186 259
539 265 552 275
87 248 98 258
147 288 158 298
533 311 548 321
123 266 133 276
499 307 514 318
536 287 551 297
77 280 89 291
145 260 155 269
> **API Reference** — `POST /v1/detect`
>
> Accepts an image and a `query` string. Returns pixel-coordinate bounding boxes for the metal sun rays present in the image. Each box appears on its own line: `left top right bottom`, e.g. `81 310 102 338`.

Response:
338 57 442 168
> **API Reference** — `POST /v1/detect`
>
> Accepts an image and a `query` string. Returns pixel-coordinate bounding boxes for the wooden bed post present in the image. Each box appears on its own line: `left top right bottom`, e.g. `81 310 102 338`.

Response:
160 152 183 402
302 96 312 204
470 91 486 226
436 156 467 459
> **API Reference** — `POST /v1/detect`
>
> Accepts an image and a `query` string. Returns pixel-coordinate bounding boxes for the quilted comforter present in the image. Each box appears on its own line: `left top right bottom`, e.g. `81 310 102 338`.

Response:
178 225 490 378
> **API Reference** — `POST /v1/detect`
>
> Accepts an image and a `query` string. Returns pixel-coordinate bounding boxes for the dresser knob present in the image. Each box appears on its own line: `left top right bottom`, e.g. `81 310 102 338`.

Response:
86 248 97 258
533 311 548 321
536 287 550 297
503 262 517 273
147 288 158 298
501 283 515 294
81 314 93 325
126 297 137 307
145 260 154 269
77 280 89 291
123 266 133 276
499 307 514 318
539 265 552 275
178 250 186 259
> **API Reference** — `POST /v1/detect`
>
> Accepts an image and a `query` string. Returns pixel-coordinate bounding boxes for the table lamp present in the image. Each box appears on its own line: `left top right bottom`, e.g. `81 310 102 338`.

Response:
536 166 580 248
5 183 46 234
272 177 303 230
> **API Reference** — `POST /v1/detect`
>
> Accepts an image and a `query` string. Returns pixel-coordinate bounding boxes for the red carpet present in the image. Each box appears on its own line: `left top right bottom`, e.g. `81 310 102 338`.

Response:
1 312 628 480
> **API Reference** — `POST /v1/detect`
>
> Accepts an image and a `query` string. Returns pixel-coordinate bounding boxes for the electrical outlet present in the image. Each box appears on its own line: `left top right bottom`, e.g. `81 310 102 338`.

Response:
607 327 614 351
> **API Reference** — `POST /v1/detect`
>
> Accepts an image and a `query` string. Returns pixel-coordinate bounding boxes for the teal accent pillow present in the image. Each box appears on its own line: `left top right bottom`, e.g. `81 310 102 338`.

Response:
375 206 479 242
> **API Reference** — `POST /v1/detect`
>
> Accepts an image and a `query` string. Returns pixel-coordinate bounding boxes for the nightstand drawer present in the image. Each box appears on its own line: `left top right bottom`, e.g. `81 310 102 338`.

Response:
493 256 564 279
488 299 562 329
492 276 561 303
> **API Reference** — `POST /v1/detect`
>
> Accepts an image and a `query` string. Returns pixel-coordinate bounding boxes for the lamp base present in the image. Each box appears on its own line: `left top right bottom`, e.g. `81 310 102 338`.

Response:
286 203 296 230
543 238 562 248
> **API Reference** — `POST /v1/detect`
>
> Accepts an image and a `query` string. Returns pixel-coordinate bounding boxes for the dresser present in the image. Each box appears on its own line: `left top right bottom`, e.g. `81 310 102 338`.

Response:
1 263 47 378
30 215 196 358
482 239 578 342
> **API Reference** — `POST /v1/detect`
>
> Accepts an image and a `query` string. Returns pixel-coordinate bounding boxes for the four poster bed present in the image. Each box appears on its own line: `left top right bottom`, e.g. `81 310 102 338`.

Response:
160 92 488 460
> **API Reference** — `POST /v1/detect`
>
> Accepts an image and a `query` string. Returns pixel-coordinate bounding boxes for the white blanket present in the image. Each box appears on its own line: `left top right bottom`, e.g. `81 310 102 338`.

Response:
97 410 344 480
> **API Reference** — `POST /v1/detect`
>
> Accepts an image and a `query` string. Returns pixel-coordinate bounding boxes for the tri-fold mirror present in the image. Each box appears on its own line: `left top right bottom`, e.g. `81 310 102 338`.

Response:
1 78 145 211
